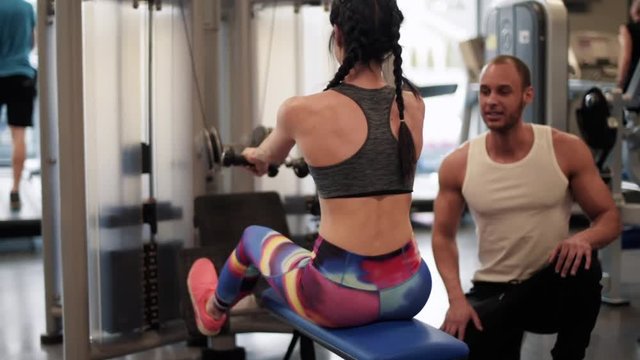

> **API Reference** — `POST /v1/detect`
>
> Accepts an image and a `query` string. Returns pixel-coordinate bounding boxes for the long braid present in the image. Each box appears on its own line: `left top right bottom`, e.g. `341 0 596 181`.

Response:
324 52 357 90
392 43 416 181
325 1 361 90
392 45 405 120
326 0 419 181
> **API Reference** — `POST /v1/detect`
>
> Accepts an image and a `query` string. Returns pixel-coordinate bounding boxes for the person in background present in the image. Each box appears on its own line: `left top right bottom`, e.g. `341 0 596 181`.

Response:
0 0 37 211
617 0 640 92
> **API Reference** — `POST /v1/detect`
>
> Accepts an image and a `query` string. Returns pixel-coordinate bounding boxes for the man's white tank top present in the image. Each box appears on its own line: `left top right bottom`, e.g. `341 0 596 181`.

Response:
462 124 572 283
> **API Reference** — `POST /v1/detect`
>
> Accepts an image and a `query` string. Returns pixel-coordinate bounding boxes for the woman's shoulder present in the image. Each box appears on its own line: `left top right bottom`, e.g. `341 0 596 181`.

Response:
279 92 331 114
277 92 336 126
400 89 425 120
402 89 424 106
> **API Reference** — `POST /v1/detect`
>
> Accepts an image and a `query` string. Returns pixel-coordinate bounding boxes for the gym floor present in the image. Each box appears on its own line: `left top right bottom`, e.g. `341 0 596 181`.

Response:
0 173 639 359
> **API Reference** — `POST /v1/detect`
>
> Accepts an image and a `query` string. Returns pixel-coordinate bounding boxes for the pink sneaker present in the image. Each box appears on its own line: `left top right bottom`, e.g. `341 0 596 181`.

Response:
187 258 227 336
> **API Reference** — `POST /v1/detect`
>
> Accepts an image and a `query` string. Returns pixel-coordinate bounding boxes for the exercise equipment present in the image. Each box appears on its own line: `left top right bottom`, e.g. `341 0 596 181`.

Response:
183 192 295 359
261 288 469 360
201 125 309 180
51 0 213 355
576 87 617 174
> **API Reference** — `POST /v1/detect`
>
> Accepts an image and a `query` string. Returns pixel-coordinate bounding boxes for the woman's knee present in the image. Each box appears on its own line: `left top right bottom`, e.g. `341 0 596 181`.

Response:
242 225 276 240
239 225 283 259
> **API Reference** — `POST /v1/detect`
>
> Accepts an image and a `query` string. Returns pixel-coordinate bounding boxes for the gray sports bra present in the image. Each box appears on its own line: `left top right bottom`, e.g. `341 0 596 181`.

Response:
308 83 414 199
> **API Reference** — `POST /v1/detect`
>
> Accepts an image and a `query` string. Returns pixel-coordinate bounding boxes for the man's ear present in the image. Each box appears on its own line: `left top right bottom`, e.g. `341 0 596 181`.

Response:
524 86 534 104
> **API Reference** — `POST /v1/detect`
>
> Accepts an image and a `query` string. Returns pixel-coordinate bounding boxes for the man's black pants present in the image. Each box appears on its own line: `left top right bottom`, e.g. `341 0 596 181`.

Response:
464 257 602 360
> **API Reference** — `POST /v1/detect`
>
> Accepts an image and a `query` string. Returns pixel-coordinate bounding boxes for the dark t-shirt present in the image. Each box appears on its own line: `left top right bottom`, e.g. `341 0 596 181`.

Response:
623 21 640 92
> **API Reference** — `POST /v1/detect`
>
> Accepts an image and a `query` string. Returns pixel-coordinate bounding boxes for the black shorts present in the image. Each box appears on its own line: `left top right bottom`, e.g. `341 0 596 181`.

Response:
0 75 37 127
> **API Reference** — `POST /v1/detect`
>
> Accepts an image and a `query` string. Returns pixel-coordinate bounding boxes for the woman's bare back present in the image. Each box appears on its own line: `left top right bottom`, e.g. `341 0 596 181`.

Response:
286 84 425 255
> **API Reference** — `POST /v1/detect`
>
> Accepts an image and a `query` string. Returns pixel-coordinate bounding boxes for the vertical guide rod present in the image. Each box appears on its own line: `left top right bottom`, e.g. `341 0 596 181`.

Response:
38 0 64 343
147 0 156 240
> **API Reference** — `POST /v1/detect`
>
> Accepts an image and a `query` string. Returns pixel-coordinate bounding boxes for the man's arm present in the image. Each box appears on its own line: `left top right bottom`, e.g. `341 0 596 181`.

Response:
432 145 482 339
549 133 622 277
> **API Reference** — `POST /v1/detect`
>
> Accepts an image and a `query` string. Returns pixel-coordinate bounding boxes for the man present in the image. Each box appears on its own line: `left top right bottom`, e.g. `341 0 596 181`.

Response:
0 0 37 211
432 55 621 360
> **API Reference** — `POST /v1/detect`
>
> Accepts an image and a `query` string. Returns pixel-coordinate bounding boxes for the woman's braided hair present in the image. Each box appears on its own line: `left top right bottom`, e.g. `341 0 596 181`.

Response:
325 0 420 182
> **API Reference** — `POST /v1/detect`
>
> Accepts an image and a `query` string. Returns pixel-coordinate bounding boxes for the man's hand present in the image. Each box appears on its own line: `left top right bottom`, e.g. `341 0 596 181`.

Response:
441 298 483 340
547 236 592 277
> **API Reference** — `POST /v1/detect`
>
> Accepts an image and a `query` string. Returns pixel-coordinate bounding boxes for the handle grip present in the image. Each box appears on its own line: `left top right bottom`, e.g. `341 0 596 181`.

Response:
222 147 279 177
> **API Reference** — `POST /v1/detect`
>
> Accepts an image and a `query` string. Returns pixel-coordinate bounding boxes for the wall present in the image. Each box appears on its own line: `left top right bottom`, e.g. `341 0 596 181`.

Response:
568 0 627 35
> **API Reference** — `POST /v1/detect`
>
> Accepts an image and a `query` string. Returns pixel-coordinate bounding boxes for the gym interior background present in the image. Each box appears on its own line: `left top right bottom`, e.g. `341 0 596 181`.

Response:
0 0 638 359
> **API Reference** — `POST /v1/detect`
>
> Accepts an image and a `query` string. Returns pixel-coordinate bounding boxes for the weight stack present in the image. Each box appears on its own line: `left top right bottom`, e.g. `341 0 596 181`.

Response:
100 240 183 333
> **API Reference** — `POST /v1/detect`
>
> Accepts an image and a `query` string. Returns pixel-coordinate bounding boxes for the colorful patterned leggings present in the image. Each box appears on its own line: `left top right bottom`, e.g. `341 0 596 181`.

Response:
213 225 432 328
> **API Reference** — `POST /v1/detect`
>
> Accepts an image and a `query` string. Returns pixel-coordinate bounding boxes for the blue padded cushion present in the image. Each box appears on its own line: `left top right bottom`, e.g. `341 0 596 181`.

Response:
261 289 469 360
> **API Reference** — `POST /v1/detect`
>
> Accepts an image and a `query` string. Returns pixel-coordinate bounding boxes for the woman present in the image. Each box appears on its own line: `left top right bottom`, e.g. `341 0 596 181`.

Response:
188 0 430 334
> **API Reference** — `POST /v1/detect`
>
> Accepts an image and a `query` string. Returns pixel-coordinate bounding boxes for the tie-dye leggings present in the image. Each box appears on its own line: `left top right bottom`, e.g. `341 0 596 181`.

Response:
213 225 432 328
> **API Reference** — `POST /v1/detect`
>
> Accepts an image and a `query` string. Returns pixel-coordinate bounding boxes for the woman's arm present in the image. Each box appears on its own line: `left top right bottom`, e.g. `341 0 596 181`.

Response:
242 97 299 176
618 24 632 89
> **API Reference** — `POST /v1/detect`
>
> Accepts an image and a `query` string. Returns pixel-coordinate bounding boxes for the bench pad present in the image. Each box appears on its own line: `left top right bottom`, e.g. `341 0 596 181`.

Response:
261 288 469 360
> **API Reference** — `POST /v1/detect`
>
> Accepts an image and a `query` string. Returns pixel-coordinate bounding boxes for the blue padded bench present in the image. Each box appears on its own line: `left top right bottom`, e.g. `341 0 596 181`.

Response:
261 288 469 360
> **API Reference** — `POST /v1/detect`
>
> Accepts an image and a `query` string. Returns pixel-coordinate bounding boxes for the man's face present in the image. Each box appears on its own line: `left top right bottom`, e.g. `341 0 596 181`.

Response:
478 62 533 133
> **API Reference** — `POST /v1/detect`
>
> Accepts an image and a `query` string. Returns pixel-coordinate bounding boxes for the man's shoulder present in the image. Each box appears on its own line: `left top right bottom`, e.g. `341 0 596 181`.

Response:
549 128 585 149
549 127 594 171
12 0 34 12
440 142 470 174
2 0 35 19
447 140 470 157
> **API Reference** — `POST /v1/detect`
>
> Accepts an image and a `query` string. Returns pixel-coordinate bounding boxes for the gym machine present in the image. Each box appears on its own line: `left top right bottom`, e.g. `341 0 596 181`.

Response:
52 0 201 358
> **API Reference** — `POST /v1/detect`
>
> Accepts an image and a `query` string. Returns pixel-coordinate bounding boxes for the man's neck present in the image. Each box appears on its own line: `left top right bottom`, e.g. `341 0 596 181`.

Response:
486 122 534 163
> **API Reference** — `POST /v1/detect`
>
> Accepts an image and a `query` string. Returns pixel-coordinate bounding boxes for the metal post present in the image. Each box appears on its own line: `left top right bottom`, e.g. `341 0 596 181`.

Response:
229 0 256 192
193 0 222 194
602 89 630 305
476 0 483 36
56 0 91 358
544 0 568 131
37 0 63 343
